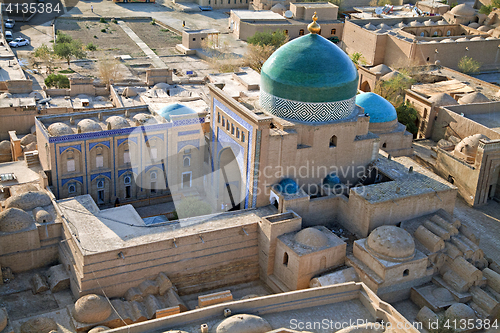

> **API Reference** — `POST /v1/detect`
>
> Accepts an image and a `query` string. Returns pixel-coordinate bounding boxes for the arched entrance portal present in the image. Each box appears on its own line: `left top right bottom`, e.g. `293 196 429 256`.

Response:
219 148 243 211
360 81 371 92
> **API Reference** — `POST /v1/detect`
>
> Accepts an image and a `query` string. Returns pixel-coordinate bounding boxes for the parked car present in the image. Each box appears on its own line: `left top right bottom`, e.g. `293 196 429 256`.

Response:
4 19 15 29
4 31 13 43
9 37 29 48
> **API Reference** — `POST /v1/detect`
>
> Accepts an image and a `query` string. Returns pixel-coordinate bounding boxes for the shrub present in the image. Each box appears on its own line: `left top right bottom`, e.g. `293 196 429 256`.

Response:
44 74 70 89
458 56 481 74
247 30 288 48
112 19 118 24
100 17 107 23
150 19 156 25
479 5 493 14
101 28 106 33
86 42 97 51
94 35 98 39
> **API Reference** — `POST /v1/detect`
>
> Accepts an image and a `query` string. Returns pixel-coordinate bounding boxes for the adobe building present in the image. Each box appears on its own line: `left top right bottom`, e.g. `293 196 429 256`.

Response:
403 64 499 139
35 104 207 206
230 3 343 41
342 16 500 70
429 101 500 206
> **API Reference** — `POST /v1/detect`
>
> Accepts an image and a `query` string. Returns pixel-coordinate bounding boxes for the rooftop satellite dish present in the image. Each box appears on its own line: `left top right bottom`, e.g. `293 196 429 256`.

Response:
284 10 293 19
375 7 383 15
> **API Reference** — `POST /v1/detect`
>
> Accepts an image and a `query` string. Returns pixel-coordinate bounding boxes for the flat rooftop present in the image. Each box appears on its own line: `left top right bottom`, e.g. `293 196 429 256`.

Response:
0 160 43 188
232 10 287 21
0 58 26 81
443 101 500 135
353 154 455 203
57 194 277 254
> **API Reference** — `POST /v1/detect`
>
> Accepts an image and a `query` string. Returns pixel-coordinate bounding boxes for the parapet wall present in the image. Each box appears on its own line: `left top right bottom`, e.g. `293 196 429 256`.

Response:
61 220 261 298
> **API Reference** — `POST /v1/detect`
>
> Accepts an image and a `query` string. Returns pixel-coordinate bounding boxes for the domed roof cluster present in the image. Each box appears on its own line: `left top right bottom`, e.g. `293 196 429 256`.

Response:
445 303 475 321
454 134 489 157
20 317 57 333
260 22 358 123
47 122 74 136
73 294 112 323
277 178 298 195
5 191 51 211
106 116 129 129
369 64 392 76
0 207 34 232
451 3 475 16
356 92 397 123
133 113 158 125
33 207 53 223
428 93 458 107
409 21 424 27
216 314 272 333
295 227 329 248
158 103 197 121
366 226 415 261
458 92 489 104
77 119 101 133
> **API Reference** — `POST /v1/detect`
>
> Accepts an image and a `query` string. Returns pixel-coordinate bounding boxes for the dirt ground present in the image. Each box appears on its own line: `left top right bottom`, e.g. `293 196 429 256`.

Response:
127 21 182 57
55 19 145 58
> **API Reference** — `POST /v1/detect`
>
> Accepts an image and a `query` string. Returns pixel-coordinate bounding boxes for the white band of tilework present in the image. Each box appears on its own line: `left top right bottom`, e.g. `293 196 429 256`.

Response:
260 90 357 123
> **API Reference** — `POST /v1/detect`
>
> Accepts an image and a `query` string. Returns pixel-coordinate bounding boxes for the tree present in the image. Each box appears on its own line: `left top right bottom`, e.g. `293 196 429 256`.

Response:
173 197 212 219
98 57 122 85
374 71 415 106
44 74 70 89
247 30 287 48
479 5 493 14
349 52 366 68
396 102 418 135
53 33 86 66
244 30 288 73
458 56 481 74
33 44 55 73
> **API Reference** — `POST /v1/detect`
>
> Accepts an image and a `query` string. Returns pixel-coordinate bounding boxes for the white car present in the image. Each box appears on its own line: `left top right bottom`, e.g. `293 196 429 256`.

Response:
4 31 13 42
9 38 29 48
4 19 15 29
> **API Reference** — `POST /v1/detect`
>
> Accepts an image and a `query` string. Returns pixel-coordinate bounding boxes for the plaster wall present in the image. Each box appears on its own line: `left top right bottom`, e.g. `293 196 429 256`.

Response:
435 149 479 205
62 222 261 298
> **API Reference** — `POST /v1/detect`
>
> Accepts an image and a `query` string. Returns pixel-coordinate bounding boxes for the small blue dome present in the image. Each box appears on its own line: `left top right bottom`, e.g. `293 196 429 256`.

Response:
324 173 341 186
277 178 298 195
356 92 397 123
158 103 196 121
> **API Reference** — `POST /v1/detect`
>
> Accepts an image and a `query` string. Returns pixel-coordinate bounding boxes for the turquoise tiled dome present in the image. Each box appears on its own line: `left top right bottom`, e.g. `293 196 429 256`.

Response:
355 92 397 123
259 34 359 123
158 103 196 121
277 178 299 195
323 173 341 186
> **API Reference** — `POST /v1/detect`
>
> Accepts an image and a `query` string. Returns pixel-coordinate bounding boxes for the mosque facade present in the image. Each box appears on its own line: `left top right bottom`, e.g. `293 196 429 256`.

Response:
35 105 207 205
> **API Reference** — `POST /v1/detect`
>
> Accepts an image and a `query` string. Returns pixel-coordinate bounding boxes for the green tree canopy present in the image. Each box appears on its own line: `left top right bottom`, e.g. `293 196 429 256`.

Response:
53 34 86 66
374 72 415 107
44 74 70 89
245 30 289 73
247 30 287 48
396 102 418 135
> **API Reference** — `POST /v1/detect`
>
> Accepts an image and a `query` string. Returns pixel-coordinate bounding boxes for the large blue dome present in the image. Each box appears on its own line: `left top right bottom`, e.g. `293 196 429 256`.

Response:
355 92 397 123
158 103 196 121
259 33 359 123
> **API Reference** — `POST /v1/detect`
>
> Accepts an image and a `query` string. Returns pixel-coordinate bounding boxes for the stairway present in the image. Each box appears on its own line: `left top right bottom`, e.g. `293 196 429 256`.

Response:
24 150 39 167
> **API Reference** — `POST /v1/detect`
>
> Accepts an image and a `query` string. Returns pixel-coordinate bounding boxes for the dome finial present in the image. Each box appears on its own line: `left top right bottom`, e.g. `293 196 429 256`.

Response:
308 12 321 34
